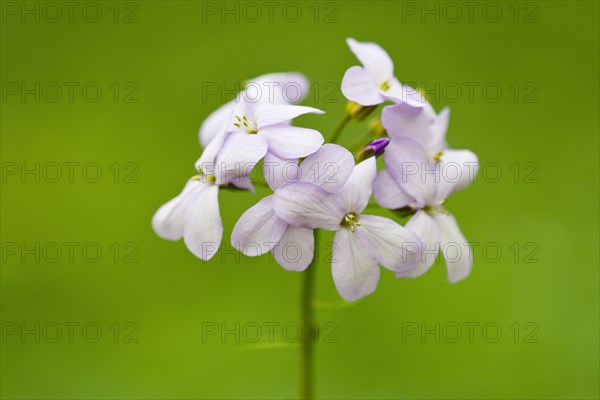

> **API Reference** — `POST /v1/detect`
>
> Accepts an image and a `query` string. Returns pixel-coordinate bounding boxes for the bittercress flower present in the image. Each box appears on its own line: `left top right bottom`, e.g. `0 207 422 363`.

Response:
273 153 421 301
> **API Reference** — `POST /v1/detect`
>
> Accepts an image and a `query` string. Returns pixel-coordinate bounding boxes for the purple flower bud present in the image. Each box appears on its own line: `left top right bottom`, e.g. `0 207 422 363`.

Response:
356 138 390 162
365 138 390 156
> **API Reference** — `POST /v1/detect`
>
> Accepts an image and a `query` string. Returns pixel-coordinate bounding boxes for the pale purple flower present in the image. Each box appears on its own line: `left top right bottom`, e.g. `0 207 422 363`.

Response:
152 134 267 260
381 102 478 191
373 138 478 282
274 155 422 301
199 72 309 147
226 99 325 160
231 145 354 271
341 38 424 107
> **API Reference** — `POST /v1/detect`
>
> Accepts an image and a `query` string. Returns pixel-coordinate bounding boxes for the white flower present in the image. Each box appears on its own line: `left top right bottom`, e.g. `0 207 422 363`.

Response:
381 101 479 191
152 134 267 260
373 138 478 282
231 144 354 271
226 99 325 160
341 38 423 107
199 72 309 147
274 155 421 301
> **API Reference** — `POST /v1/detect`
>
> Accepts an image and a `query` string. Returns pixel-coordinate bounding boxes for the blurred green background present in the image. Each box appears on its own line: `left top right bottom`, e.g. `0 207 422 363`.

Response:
1 1 598 399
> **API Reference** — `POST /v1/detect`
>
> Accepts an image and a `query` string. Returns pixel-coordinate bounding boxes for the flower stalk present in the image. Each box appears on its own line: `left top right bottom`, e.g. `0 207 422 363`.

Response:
299 113 350 399
328 114 352 144
299 230 319 400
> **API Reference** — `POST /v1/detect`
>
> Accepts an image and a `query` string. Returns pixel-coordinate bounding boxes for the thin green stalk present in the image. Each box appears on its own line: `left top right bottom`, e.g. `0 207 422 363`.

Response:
299 230 319 399
349 130 374 152
259 111 348 400
328 114 351 144
299 113 350 399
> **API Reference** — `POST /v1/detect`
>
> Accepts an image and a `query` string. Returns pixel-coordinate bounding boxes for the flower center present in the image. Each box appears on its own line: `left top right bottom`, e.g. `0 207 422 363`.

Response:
379 80 391 91
433 151 443 163
341 212 361 233
234 115 258 134
193 168 216 184
424 202 448 215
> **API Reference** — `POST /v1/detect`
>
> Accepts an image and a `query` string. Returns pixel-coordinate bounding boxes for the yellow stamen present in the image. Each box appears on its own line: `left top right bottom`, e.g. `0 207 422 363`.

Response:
341 212 361 233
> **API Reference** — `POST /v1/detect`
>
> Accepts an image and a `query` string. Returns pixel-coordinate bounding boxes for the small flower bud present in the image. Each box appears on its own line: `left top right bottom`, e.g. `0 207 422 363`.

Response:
345 101 377 121
367 118 386 137
356 138 390 162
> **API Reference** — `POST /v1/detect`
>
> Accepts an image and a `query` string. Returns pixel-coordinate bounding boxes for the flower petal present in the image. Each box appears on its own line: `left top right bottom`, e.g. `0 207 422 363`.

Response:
435 149 479 202
381 103 433 145
246 72 309 104
196 129 229 166
384 82 427 107
199 101 234 147
435 212 473 283
258 124 324 159
397 210 441 278
152 180 203 241
430 106 450 149
332 228 380 301
337 157 376 214
373 169 415 209
263 152 299 191
384 138 437 208
346 38 394 83
183 185 223 261
341 66 383 106
256 104 324 128
357 214 421 273
212 132 268 185
231 195 288 257
230 177 255 194
273 226 315 271
299 144 354 192
273 181 345 230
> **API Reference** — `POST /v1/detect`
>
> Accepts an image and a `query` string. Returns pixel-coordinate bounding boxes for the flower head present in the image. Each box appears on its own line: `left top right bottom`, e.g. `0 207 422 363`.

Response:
199 72 310 147
373 137 478 282
341 38 424 107
226 99 325 160
274 155 421 301
231 145 354 271
381 101 478 191
152 134 267 260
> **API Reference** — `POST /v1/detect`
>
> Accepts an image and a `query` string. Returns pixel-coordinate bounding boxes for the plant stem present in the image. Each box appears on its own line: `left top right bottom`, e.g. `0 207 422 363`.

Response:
299 230 318 399
299 111 350 399
349 130 374 152
329 114 351 144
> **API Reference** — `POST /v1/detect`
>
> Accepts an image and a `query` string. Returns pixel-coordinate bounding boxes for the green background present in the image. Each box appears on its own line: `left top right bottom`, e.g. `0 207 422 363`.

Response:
1 1 598 398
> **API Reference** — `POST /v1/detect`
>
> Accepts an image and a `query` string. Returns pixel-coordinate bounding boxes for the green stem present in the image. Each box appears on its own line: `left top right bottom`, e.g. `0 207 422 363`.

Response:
300 230 319 399
299 111 351 399
328 114 351 144
349 130 374 152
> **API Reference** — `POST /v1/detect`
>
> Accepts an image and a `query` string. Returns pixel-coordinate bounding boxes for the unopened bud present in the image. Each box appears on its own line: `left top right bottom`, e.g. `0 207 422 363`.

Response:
345 101 377 121
367 118 386 137
356 138 390 161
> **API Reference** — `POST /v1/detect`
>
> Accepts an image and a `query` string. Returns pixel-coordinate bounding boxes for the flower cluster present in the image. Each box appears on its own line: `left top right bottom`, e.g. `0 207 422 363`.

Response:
152 39 479 301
